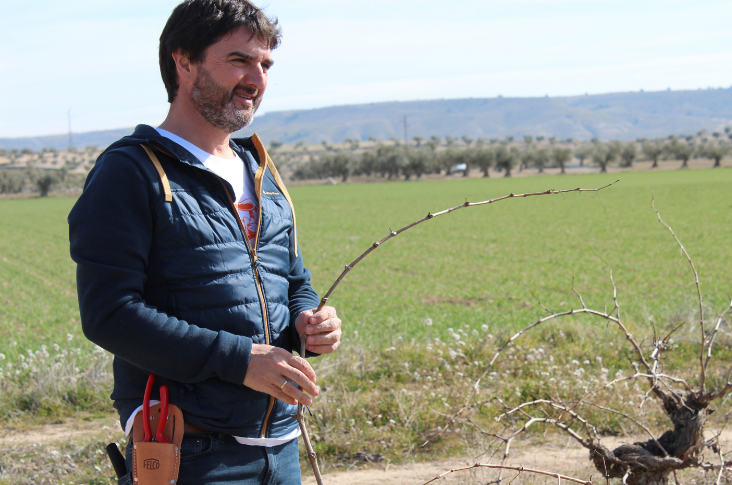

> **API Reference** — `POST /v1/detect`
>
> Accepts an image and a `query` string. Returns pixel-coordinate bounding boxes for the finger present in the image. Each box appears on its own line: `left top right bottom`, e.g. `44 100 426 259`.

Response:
308 306 337 325
270 380 311 406
306 330 341 346
282 380 315 406
306 341 340 354
305 317 342 335
280 366 319 397
286 355 318 387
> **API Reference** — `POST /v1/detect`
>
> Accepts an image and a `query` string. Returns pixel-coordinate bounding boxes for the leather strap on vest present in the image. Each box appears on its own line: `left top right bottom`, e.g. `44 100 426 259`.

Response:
142 145 173 202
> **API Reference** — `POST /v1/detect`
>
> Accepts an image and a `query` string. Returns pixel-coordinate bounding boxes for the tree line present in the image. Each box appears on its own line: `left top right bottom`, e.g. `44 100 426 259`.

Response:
0 166 70 196
0 146 97 196
288 128 732 182
1 130 730 195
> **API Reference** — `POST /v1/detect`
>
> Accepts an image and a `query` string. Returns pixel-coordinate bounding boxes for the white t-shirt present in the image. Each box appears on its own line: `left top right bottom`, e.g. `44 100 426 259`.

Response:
123 129 300 447
157 128 259 248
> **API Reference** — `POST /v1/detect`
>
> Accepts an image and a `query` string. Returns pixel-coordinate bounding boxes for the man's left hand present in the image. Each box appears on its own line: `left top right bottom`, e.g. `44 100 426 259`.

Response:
295 306 342 354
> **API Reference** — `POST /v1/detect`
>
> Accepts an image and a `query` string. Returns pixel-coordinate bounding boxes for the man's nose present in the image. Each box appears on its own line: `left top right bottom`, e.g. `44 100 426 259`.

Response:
245 64 267 91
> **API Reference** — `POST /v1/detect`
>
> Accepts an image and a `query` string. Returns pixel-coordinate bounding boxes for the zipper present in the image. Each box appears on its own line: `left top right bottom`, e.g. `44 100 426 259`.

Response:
218 162 275 438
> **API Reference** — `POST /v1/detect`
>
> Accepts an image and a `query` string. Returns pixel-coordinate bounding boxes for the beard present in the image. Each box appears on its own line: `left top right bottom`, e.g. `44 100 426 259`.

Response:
191 65 261 133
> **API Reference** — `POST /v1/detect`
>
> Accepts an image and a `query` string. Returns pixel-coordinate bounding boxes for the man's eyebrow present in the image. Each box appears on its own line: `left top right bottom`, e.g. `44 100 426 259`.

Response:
227 51 275 67
228 51 256 60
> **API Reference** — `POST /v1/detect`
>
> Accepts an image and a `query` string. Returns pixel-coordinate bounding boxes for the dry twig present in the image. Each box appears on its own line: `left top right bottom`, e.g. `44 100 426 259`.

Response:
294 334 324 484
651 195 706 391
420 463 593 485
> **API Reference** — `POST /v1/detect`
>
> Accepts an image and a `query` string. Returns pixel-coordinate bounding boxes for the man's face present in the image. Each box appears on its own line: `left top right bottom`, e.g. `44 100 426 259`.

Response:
190 27 273 133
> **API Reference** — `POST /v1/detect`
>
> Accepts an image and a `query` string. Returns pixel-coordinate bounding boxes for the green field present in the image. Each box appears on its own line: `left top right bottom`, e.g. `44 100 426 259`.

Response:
297 168 732 346
0 197 81 356
1 168 731 356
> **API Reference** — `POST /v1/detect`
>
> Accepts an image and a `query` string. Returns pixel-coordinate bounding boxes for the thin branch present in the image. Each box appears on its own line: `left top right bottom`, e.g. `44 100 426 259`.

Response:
651 195 706 392
700 461 732 471
294 334 324 485
707 382 732 402
497 399 597 445
572 282 587 309
421 463 593 485
610 271 621 321
716 447 727 485
705 301 732 369
315 181 618 312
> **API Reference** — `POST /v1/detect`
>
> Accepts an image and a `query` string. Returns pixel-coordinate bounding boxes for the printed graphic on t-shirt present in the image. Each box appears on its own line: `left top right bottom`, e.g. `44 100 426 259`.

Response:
235 198 259 246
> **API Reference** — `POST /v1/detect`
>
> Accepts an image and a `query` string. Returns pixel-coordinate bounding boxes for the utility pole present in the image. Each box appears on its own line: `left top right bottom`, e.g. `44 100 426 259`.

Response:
68 109 74 149
403 115 408 144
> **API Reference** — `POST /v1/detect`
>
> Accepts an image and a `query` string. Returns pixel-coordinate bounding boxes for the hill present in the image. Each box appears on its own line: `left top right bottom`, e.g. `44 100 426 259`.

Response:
236 88 732 144
2 88 731 150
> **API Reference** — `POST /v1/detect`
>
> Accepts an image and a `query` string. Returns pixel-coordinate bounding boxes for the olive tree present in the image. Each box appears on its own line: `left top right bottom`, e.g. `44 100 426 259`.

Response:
494 145 518 177
473 147 496 178
573 144 593 168
619 142 637 167
667 138 694 169
642 140 664 168
701 141 731 168
591 141 621 173
551 146 573 174
0 171 25 194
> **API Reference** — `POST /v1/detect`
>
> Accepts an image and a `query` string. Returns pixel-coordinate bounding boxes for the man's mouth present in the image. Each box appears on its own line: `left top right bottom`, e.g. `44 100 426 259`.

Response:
234 89 258 105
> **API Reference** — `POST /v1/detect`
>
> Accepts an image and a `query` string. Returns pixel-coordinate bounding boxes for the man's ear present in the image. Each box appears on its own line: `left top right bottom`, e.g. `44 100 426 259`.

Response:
171 49 196 86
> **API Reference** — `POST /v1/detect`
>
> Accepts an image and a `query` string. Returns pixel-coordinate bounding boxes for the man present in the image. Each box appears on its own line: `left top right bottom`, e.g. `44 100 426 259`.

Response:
68 1 341 483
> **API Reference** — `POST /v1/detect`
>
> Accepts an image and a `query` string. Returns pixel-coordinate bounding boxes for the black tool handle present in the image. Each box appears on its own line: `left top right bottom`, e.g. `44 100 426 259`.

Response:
106 442 127 479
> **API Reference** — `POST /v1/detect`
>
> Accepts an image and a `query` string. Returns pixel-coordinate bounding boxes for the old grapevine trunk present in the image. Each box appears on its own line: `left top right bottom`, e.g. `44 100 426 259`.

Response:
590 392 706 485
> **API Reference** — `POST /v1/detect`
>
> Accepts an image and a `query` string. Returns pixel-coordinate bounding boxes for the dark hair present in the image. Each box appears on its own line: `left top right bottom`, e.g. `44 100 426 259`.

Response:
159 0 282 102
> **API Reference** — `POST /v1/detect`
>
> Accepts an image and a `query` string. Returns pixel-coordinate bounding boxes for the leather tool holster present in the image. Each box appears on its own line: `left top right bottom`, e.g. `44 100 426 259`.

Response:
131 403 184 485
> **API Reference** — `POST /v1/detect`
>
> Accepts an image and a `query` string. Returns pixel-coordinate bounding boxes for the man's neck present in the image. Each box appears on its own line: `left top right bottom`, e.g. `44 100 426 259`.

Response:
158 102 235 159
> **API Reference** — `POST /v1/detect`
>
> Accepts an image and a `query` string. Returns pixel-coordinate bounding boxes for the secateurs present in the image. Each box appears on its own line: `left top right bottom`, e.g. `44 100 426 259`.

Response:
131 373 184 485
142 373 171 444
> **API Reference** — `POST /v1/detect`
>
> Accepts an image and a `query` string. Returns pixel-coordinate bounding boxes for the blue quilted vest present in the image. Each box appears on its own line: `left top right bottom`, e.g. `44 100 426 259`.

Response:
69 125 320 438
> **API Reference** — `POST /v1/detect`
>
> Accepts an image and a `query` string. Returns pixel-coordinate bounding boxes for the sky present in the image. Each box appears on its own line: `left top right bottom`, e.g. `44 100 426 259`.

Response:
1 0 731 138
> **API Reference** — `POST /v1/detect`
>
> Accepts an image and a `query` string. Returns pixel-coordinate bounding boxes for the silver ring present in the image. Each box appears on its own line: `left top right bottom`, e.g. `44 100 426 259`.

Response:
279 380 288 390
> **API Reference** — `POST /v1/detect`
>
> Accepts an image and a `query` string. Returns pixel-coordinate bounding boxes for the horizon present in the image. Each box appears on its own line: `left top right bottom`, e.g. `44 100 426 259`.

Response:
4 86 731 141
2 0 731 138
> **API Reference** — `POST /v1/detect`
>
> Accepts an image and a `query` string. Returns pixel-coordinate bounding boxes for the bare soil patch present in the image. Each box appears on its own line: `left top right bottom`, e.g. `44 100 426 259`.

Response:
0 416 122 446
304 429 732 485
0 419 729 483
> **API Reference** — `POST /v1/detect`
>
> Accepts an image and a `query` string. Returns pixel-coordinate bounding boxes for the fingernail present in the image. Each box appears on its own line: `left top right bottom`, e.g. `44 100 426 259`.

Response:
306 325 314 333
307 336 314 343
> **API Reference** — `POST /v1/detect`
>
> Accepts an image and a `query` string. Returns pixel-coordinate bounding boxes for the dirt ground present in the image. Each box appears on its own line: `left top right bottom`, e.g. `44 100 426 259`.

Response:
0 416 121 447
302 429 732 485
2 418 728 484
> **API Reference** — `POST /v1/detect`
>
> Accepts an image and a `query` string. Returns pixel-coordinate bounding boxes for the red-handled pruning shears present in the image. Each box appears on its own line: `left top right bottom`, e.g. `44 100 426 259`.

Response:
142 373 171 444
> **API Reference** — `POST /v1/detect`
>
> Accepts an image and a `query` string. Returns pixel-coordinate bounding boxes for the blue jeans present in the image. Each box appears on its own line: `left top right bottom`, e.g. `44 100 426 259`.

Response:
119 434 302 485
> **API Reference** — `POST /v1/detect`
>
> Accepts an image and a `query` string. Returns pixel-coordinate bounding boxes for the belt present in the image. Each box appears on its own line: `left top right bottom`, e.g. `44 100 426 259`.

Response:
184 423 213 434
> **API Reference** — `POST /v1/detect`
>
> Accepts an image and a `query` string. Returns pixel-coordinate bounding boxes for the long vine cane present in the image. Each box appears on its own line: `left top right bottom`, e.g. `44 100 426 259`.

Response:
295 181 618 483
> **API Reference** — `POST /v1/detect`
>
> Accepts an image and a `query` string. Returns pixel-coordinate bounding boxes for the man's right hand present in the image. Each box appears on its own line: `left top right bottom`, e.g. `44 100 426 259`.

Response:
243 344 319 406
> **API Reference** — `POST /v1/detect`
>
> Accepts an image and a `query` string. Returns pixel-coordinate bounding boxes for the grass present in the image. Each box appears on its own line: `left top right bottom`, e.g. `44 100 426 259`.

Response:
0 197 83 358
294 168 732 346
1 168 731 481
2 169 730 361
